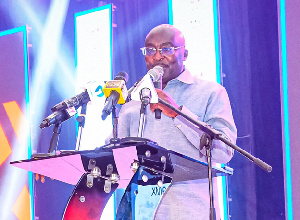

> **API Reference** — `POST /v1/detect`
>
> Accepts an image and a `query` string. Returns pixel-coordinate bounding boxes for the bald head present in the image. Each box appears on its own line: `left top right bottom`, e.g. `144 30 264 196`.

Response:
143 24 188 88
145 24 186 47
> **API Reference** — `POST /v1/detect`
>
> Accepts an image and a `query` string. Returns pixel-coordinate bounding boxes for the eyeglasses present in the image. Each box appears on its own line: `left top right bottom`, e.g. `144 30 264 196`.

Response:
140 46 185 56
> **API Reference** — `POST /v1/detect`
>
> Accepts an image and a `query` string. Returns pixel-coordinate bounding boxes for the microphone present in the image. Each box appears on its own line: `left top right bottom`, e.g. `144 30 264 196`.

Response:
40 106 77 129
51 81 104 112
129 66 164 104
152 67 163 119
101 71 129 120
42 81 104 129
128 66 164 96
51 91 89 112
147 66 164 82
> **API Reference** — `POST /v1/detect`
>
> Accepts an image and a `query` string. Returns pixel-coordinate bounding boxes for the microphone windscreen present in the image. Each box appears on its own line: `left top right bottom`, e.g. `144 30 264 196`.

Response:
114 71 129 83
148 66 164 82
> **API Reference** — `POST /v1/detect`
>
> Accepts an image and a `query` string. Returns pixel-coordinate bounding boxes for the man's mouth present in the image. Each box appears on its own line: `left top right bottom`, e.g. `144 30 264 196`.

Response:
155 64 168 69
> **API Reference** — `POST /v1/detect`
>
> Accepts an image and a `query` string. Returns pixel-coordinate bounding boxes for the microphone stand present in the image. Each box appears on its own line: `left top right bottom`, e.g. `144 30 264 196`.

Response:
75 103 87 151
157 97 272 172
157 97 272 219
48 123 62 155
110 105 120 143
137 88 151 137
153 76 162 119
200 133 216 220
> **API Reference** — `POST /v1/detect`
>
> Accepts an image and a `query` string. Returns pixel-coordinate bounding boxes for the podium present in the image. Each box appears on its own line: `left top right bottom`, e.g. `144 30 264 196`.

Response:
10 137 233 220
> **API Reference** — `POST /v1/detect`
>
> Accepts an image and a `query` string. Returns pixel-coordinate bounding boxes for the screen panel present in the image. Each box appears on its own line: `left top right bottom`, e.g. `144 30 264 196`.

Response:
75 5 113 150
169 1 228 219
0 26 32 220
75 5 115 219
170 0 219 82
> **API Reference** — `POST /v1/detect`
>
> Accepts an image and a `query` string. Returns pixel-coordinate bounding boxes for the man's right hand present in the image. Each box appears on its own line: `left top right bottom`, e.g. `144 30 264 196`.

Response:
150 89 180 118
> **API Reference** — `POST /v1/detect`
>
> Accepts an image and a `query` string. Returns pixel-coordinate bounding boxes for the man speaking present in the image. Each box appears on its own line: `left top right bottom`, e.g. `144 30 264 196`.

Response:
117 24 237 219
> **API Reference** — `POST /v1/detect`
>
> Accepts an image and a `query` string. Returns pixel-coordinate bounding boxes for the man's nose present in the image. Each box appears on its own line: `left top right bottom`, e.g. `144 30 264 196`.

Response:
152 50 164 61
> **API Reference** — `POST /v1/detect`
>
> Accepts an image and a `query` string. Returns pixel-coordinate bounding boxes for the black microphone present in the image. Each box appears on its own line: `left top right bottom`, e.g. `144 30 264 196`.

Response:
51 90 90 112
101 71 129 120
114 71 129 82
40 107 77 129
51 80 106 112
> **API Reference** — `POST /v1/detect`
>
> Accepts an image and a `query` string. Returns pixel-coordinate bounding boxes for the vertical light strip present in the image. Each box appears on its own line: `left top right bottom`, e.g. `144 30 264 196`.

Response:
213 0 221 84
168 0 173 25
23 25 34 220
213 1 228 219
279 0 293 219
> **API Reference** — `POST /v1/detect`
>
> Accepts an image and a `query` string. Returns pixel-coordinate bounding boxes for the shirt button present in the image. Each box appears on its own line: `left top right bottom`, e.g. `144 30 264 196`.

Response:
177 124 182 128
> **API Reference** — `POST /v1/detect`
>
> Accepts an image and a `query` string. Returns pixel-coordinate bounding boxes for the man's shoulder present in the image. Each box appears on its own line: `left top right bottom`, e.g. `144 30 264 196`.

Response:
179 69 224 91
191 77 225 92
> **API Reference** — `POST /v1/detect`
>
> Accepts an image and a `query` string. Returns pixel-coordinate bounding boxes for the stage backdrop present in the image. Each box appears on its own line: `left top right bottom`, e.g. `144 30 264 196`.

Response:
220 1 285 219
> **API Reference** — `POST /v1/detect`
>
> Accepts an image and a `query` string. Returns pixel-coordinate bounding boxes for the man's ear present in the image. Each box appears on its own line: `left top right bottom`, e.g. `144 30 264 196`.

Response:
183 49 188 61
